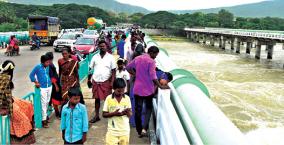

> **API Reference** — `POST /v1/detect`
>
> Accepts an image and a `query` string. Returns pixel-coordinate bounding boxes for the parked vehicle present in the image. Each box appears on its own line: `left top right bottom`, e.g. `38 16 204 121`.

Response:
73 37 96 57
53 32 83 52
28 16 61 45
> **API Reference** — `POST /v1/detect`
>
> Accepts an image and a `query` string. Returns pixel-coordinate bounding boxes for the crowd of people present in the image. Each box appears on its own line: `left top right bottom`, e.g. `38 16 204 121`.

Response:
0 28 173 145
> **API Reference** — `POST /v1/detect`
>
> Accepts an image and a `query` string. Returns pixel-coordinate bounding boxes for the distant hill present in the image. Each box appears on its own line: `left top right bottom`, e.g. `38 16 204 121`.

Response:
6 0 150 14
172 0 284 18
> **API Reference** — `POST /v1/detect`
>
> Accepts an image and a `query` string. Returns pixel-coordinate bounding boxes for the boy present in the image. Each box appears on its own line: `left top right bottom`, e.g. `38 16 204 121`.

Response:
116 59 130 94
156 68 173 85
103 78 132 145
61 87 88 144
29 55 52 128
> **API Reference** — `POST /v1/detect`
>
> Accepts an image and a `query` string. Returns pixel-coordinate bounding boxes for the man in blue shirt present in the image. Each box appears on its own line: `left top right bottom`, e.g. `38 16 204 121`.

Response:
61 87 88 144
117 34 126 59
29 55 52 128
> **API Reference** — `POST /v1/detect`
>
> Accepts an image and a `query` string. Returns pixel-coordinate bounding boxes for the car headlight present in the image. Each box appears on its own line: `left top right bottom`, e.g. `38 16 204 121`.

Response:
53 41 57 46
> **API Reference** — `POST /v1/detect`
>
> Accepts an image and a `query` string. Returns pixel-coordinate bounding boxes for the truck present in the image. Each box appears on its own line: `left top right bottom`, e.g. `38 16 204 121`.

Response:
28 16 61 45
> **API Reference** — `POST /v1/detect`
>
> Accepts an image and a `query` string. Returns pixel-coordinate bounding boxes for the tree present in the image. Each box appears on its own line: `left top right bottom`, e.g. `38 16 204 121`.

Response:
140 11 177 29
218 9 234 28
129 13 144 23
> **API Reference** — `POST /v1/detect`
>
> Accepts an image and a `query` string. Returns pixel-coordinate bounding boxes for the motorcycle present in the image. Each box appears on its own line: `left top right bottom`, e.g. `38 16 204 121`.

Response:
30 40 39 50
5 45 19 56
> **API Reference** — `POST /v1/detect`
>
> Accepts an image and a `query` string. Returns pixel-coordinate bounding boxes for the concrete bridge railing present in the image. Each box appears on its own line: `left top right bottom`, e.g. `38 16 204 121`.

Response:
185 28 284 41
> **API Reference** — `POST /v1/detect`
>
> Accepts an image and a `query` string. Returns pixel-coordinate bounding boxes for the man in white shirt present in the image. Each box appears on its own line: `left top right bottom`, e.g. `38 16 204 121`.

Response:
89 40 116 123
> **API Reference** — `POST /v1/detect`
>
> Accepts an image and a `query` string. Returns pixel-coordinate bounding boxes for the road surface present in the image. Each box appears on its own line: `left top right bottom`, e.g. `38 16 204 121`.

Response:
0 45 61 97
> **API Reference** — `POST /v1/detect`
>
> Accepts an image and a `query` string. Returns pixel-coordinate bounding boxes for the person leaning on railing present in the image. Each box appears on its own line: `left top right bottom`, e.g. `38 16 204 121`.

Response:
0 60 36 144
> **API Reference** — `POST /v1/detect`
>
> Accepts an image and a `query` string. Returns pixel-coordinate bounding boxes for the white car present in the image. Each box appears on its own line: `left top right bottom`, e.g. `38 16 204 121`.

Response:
83 30 100 40
53 32 83 52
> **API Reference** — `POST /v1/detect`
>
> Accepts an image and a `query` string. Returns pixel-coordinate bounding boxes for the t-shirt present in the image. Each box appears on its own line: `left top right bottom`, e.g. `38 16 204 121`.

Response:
103 94 131 136
116 69 130 93
89 53 116 82
126 54 157 97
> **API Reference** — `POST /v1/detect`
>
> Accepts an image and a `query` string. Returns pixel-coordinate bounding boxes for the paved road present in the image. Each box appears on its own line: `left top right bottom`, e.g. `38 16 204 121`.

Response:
0 46 61 97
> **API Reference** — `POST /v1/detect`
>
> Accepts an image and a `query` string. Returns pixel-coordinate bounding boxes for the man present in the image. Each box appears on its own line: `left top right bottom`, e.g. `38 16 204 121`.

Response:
126 46 169 137
29 55 52 128
89 40 116 123
32 32 40 49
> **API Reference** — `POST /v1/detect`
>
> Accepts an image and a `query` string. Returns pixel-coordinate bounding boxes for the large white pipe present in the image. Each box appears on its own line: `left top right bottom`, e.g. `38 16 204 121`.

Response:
144 36 250 145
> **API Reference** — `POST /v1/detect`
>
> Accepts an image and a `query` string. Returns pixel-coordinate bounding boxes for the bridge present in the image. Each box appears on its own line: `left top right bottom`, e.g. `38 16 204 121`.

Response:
1 29 255 145
184 28 284 62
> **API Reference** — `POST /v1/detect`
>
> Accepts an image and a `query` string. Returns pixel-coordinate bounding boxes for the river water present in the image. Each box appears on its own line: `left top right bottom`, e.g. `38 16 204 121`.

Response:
155 38 284 144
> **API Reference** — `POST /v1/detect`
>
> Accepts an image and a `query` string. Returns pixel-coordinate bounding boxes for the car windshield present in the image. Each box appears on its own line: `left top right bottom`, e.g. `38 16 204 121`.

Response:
60 34 76 39
83 30 97 35
75 38 94 45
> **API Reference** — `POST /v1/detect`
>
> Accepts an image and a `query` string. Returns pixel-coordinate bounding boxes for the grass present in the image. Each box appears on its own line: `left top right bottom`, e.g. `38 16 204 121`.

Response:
150 35 188 42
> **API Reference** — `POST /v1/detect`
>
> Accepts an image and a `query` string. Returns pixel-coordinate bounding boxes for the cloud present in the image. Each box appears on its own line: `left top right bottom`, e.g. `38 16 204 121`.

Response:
116 0 266 11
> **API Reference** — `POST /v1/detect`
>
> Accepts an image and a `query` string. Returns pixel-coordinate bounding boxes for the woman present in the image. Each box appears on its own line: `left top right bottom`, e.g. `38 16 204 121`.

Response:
7 35 19 56
58 48 84 105
46 52 62 119
0 60 36 144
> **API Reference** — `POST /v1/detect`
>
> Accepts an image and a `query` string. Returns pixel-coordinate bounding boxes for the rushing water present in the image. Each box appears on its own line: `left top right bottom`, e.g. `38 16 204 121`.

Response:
156 39 284 144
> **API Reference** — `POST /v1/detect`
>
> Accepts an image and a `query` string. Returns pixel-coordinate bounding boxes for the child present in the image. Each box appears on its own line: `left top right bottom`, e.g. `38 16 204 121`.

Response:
61 87 88 144
117 34 126 59
29 55 52 128
116 59 130 94
103 78 132 145
156 68 173 85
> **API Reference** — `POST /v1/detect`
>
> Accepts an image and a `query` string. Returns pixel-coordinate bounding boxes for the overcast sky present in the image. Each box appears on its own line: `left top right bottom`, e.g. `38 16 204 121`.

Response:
116 0 266 11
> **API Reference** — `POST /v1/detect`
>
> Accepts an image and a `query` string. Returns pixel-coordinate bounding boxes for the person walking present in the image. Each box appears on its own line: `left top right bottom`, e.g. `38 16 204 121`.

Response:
89 40 116 123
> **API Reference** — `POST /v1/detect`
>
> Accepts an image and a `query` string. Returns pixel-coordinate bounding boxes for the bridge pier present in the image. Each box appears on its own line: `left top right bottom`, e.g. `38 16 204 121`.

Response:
255 41 261 59
186 32 190 39
210 35 215 46
246 42 252 54
266 44 274 59
222 37 226 50
230 38 235 50
191 32 195 42
196 33 200 43
203 34 207 44
219 36 222 48
236 40 241 54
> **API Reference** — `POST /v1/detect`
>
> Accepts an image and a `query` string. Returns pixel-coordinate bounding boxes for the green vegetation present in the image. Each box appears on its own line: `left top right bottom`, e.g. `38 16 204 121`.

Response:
151 36 188 42
136 10 284 31
7 0 149 14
